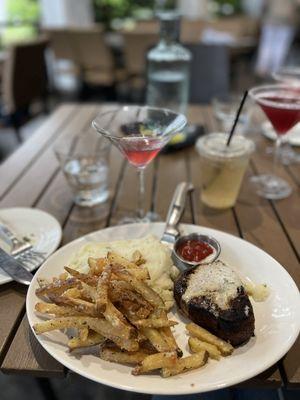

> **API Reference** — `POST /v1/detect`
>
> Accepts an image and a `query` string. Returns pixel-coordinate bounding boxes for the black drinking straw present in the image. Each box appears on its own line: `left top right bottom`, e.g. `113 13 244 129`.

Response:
226 90 249 146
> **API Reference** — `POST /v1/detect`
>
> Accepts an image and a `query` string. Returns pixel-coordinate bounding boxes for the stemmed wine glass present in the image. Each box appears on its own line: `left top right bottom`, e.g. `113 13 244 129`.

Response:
249 84 300 199
273 67 300 163
92 105 187 223
273 66 300 85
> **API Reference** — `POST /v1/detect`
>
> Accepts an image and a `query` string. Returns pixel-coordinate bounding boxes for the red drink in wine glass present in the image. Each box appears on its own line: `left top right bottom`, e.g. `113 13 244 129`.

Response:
249 84 300 199
121 137 165 168
257 94 300 135
92 106 187 223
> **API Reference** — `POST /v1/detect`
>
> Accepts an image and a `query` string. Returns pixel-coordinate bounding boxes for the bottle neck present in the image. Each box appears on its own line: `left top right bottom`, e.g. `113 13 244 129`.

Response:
159 14 180 44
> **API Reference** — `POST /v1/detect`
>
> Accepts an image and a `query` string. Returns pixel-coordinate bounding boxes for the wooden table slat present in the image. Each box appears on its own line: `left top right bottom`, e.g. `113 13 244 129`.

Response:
0 104 76 199
1 315 65 378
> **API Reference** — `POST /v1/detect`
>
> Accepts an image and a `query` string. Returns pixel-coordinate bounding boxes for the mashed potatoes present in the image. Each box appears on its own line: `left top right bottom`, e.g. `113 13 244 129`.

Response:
70 235 177 309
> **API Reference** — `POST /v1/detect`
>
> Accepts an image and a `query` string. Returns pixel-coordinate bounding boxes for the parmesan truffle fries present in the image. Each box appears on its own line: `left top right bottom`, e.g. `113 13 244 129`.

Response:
33 251 209 377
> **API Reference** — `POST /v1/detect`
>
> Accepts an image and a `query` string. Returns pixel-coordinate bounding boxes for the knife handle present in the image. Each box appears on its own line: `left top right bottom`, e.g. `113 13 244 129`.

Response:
164 182 194 241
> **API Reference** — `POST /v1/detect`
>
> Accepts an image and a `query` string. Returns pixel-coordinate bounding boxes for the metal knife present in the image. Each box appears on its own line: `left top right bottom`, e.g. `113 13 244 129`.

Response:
161 181 194 247
0 248 33 285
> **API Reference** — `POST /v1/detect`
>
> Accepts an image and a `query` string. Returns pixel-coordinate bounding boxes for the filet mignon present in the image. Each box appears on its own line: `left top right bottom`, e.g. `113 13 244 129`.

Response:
174 260 255 347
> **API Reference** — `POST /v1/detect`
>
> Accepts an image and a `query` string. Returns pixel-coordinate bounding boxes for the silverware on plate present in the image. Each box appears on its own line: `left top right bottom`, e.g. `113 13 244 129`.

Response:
0 221 45 269
0 248 33 285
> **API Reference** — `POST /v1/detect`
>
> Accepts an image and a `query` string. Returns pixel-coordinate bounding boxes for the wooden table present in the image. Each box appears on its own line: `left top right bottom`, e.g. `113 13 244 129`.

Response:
0 103 299 390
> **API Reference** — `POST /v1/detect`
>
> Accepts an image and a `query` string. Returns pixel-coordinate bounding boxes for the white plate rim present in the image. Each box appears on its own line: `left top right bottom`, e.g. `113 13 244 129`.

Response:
0 207 62 285
26 222 300 395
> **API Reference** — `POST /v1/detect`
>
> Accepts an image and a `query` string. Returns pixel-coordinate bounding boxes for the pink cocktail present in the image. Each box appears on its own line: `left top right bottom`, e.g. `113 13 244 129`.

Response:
249 85 300 199
92 106 187 223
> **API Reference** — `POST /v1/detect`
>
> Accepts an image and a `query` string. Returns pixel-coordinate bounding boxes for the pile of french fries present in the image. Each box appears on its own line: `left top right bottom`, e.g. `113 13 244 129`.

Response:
33 250 234 377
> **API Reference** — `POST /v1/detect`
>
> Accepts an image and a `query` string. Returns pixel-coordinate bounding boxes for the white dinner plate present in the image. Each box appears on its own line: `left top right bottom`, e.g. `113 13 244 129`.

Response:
0 207 62 285
261 121 300 146
27 223 300 395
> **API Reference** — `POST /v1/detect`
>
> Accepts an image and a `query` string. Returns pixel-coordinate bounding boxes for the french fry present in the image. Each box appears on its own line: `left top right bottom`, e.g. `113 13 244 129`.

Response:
186 323 234 356
100 346 149 364
112 266 164 309
33 317 90 334
103 300 133 339
35 277 81 297
35 302 83 317
50 295 99 317
160 327 183 357
64 267 98 285
68 331 105 350
80 282 98 303
79 326 89 341
108 252 149 280
132 352 177 375
134 318 177 329
88 257 108 275
59 272 68 281
188 337 221 360
161 351 208 378
140 328 170 353
96 264 112 311
86 318 139 352
63 287 82 299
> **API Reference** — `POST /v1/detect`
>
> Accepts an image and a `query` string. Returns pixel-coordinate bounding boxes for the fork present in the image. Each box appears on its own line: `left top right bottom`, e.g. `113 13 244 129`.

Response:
0 222 45 270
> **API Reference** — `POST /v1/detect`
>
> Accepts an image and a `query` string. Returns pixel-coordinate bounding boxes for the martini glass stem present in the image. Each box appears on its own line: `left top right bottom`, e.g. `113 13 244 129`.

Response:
273 135 283 174
137 168 146 219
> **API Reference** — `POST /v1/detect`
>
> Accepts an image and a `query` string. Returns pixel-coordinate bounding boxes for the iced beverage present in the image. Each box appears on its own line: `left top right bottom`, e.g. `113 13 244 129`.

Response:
196 133 254 209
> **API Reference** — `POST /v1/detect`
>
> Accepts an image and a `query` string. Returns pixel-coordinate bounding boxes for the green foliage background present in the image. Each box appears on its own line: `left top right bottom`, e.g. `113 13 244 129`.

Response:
2 0 40 47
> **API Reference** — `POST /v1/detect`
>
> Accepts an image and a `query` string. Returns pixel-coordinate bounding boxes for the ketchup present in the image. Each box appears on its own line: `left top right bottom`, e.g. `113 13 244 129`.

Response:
177 239 213 262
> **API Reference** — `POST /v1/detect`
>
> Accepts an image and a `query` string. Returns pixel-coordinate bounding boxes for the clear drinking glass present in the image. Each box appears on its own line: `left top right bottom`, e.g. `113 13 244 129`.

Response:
54 130 110 207
212 93 250 134
249 84 300 199
196 133 254 209
92 105 187 223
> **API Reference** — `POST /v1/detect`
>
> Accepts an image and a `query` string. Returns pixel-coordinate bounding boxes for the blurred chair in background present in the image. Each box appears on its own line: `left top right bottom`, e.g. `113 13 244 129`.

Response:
0 38 49 143
69 26 117 99
45 26 118 99
187 43 229 103
181 19 206 43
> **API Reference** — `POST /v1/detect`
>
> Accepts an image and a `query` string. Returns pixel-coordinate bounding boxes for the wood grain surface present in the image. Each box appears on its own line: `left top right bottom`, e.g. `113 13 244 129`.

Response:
0 103 299 389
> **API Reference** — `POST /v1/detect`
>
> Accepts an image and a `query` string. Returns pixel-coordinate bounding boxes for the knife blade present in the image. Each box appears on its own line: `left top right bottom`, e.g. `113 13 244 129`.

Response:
0 248 33 285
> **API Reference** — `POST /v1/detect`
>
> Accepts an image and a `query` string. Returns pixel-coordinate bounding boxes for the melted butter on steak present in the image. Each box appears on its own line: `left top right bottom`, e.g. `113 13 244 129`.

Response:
182 260 243 315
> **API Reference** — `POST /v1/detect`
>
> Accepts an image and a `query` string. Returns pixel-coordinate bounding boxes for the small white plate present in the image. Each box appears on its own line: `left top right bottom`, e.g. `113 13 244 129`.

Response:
27 223 300 395
0 207 62 285
261 121 300 146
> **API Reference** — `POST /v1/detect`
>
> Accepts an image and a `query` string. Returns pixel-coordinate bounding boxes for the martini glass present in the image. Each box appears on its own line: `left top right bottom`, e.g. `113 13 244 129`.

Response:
249 84 300 199
92 105 187 223
273 66 300 86
273 67 300 163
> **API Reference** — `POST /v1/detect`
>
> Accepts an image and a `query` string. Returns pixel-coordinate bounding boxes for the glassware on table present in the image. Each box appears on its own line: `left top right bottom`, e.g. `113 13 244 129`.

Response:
212 93 250 134
146 11 191 115
273 66 300 86
272 67 300 163
54 131 110 207
92 105 187 223
146 11 191 148
196 133 254 209
249 84 300 199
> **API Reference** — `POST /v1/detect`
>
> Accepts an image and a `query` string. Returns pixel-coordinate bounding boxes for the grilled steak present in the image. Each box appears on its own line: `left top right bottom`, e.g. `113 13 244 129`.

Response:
174 260 255 347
